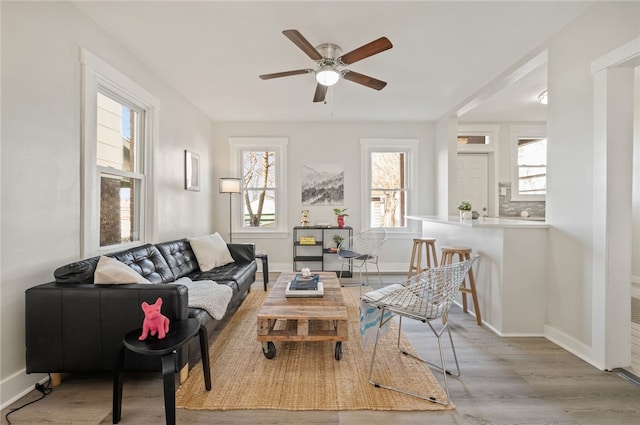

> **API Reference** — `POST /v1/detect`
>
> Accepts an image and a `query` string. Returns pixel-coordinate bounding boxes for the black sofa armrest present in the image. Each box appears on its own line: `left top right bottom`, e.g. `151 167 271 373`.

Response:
26 282 189 374
227 243 255 264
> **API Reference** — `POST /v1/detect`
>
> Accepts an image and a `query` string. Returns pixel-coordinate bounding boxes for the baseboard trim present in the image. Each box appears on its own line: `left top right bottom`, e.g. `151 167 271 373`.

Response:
0 368 48 411
272 263 412 275
544 324 602 370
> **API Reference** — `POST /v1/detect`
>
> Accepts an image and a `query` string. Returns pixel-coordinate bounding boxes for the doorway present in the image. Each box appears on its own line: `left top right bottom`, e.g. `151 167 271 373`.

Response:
457 154 489 216
592 37 640 372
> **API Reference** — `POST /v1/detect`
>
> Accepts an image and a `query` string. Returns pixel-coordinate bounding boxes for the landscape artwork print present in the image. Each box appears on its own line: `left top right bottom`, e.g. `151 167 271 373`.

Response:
301 163 344 205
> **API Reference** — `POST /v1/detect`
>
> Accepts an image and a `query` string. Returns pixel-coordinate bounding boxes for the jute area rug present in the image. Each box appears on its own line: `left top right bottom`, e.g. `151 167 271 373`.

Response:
175 285 453 411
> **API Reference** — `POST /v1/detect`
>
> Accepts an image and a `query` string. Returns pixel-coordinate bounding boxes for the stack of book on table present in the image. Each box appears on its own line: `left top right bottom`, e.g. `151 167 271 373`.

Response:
285 273 324 298
299 236 316 245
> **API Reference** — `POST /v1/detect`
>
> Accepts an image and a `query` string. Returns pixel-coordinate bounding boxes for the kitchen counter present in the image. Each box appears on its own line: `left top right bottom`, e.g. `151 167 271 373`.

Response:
407 215 549 229
408 215 548 336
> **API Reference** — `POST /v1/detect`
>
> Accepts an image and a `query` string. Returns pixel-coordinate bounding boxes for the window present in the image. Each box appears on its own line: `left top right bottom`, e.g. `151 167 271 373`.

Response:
230 138 288 236
361 139 418 233
242 150 276 227
457 135 489 145
457 124 498 152
510 125 546 200
516 138 547 195
81 49 159 256
96 92 143 247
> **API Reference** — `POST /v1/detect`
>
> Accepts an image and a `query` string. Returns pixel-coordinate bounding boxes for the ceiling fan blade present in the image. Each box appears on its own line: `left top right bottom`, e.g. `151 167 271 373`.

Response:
313 84 327 103
342 70 387 90
282 29 323 61
259 69 312 80
338 37 393 65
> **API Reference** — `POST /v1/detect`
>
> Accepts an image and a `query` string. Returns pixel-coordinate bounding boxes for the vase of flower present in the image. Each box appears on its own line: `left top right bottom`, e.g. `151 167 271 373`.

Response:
333 208 348 228
457 200 472 220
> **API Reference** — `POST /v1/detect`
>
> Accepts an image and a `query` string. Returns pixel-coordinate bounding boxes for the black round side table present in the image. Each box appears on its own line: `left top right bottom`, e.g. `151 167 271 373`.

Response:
112 318 211 425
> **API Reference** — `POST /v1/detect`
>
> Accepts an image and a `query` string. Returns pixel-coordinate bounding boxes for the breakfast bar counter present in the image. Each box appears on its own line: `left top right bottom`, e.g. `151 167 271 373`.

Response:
408 215 549 336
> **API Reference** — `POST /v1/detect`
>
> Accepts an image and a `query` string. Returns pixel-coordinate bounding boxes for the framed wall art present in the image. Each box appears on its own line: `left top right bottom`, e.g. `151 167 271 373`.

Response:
301 162 344 205
185 150 200 191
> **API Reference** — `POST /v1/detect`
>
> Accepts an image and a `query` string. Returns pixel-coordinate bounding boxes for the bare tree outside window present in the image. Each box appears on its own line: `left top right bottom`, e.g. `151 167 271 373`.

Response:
242 150 276 227
370 152 406 228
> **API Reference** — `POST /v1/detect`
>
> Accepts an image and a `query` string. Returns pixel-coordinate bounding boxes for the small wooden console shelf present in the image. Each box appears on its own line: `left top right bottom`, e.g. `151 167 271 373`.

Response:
292 226 353 277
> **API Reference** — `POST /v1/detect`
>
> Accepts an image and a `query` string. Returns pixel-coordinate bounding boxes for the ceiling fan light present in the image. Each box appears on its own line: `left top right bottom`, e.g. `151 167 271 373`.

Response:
316 67 340 86
538 90 548 105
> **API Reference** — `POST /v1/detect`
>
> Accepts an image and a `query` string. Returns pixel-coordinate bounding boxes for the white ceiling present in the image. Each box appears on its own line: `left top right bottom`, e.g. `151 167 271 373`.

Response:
72 1 592 122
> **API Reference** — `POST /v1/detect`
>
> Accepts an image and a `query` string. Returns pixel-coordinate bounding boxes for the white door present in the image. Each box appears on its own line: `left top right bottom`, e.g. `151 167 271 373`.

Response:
457 154 489 216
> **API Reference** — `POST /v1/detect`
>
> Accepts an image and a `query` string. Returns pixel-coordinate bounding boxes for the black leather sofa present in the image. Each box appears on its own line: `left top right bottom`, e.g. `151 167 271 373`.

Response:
25 238 257 378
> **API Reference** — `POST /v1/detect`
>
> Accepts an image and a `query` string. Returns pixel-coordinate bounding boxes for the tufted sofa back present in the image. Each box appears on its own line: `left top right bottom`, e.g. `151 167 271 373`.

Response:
54 244 175 284
155 239 199 280
110 244 175 283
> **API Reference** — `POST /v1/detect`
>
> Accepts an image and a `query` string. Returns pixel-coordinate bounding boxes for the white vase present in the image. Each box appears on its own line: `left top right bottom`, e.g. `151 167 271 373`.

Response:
460 210 472 219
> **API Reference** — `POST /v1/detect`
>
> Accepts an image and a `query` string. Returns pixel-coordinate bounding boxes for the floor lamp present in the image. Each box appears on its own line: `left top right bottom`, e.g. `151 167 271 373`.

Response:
219 177 241 242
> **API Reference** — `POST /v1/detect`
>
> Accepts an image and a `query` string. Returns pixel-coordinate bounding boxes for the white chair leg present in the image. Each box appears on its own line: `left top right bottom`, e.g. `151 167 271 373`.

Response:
368 312 457 406
374 260 383 286
363 261 370 286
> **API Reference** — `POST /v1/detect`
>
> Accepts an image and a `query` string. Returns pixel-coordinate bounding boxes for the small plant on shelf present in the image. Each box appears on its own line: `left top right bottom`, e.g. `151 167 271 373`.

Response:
332 234 345 248
333 208 348 228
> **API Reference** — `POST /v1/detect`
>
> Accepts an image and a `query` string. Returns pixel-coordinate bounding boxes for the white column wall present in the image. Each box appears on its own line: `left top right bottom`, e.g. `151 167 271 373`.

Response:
1 2 215 406
592 61 636 368
544 2 640 367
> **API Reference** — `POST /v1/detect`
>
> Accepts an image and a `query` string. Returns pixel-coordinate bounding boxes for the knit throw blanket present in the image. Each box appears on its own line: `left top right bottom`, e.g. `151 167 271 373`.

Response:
171 277 233 320
359 283 403 348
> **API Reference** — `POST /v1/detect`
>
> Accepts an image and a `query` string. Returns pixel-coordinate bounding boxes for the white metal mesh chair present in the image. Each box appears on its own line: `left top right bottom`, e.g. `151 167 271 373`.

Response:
362 257 477 405
338 228 387 287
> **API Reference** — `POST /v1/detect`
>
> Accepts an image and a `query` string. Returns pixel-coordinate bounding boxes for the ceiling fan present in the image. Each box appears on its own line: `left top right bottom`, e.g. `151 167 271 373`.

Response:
259 29 393 103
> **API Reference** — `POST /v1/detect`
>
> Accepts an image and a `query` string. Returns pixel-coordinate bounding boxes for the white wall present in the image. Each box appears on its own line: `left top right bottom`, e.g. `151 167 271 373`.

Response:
434 116 457 216
544 2 640 361
1 2 216 406
211 121 435 272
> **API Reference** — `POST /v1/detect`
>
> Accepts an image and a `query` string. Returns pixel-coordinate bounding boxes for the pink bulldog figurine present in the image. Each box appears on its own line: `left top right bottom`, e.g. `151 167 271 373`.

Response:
139 297 170 340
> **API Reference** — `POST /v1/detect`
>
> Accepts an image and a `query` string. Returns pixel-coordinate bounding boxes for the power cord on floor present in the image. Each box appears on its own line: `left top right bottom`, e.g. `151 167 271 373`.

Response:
4 373 53 425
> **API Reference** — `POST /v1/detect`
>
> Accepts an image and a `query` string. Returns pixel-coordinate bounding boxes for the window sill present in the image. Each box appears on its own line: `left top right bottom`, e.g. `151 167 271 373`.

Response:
232 231 289 240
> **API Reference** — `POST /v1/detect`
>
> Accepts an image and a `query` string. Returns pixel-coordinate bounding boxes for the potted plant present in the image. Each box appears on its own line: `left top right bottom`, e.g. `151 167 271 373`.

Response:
333 208 349 228
332 234 345 249
457 200 472 219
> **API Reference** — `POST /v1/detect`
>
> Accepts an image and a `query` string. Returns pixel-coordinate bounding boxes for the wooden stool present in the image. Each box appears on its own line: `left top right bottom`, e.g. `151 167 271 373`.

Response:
441 246 482 325
408 238 438 279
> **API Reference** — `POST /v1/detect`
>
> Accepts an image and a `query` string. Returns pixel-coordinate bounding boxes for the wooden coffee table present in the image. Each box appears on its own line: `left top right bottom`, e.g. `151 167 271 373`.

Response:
257 272 348 360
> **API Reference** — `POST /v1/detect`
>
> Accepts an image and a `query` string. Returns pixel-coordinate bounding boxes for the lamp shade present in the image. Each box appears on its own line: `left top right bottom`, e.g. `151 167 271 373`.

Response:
219 177 241 194
315 67 340 86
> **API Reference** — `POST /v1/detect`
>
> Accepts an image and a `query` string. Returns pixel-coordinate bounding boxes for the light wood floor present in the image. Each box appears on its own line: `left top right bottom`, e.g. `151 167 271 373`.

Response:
4 273 640 425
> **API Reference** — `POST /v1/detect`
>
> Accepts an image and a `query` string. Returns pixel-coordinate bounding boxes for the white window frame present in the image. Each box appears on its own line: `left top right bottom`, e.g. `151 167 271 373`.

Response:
457 124 499 153
360 138 419 237
510 124 546 201
80 48 159 257
229 137 288 239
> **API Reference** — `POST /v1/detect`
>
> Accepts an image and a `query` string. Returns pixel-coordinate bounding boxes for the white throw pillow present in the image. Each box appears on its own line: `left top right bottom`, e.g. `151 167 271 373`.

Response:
94 256 151 284
189 232 235 272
